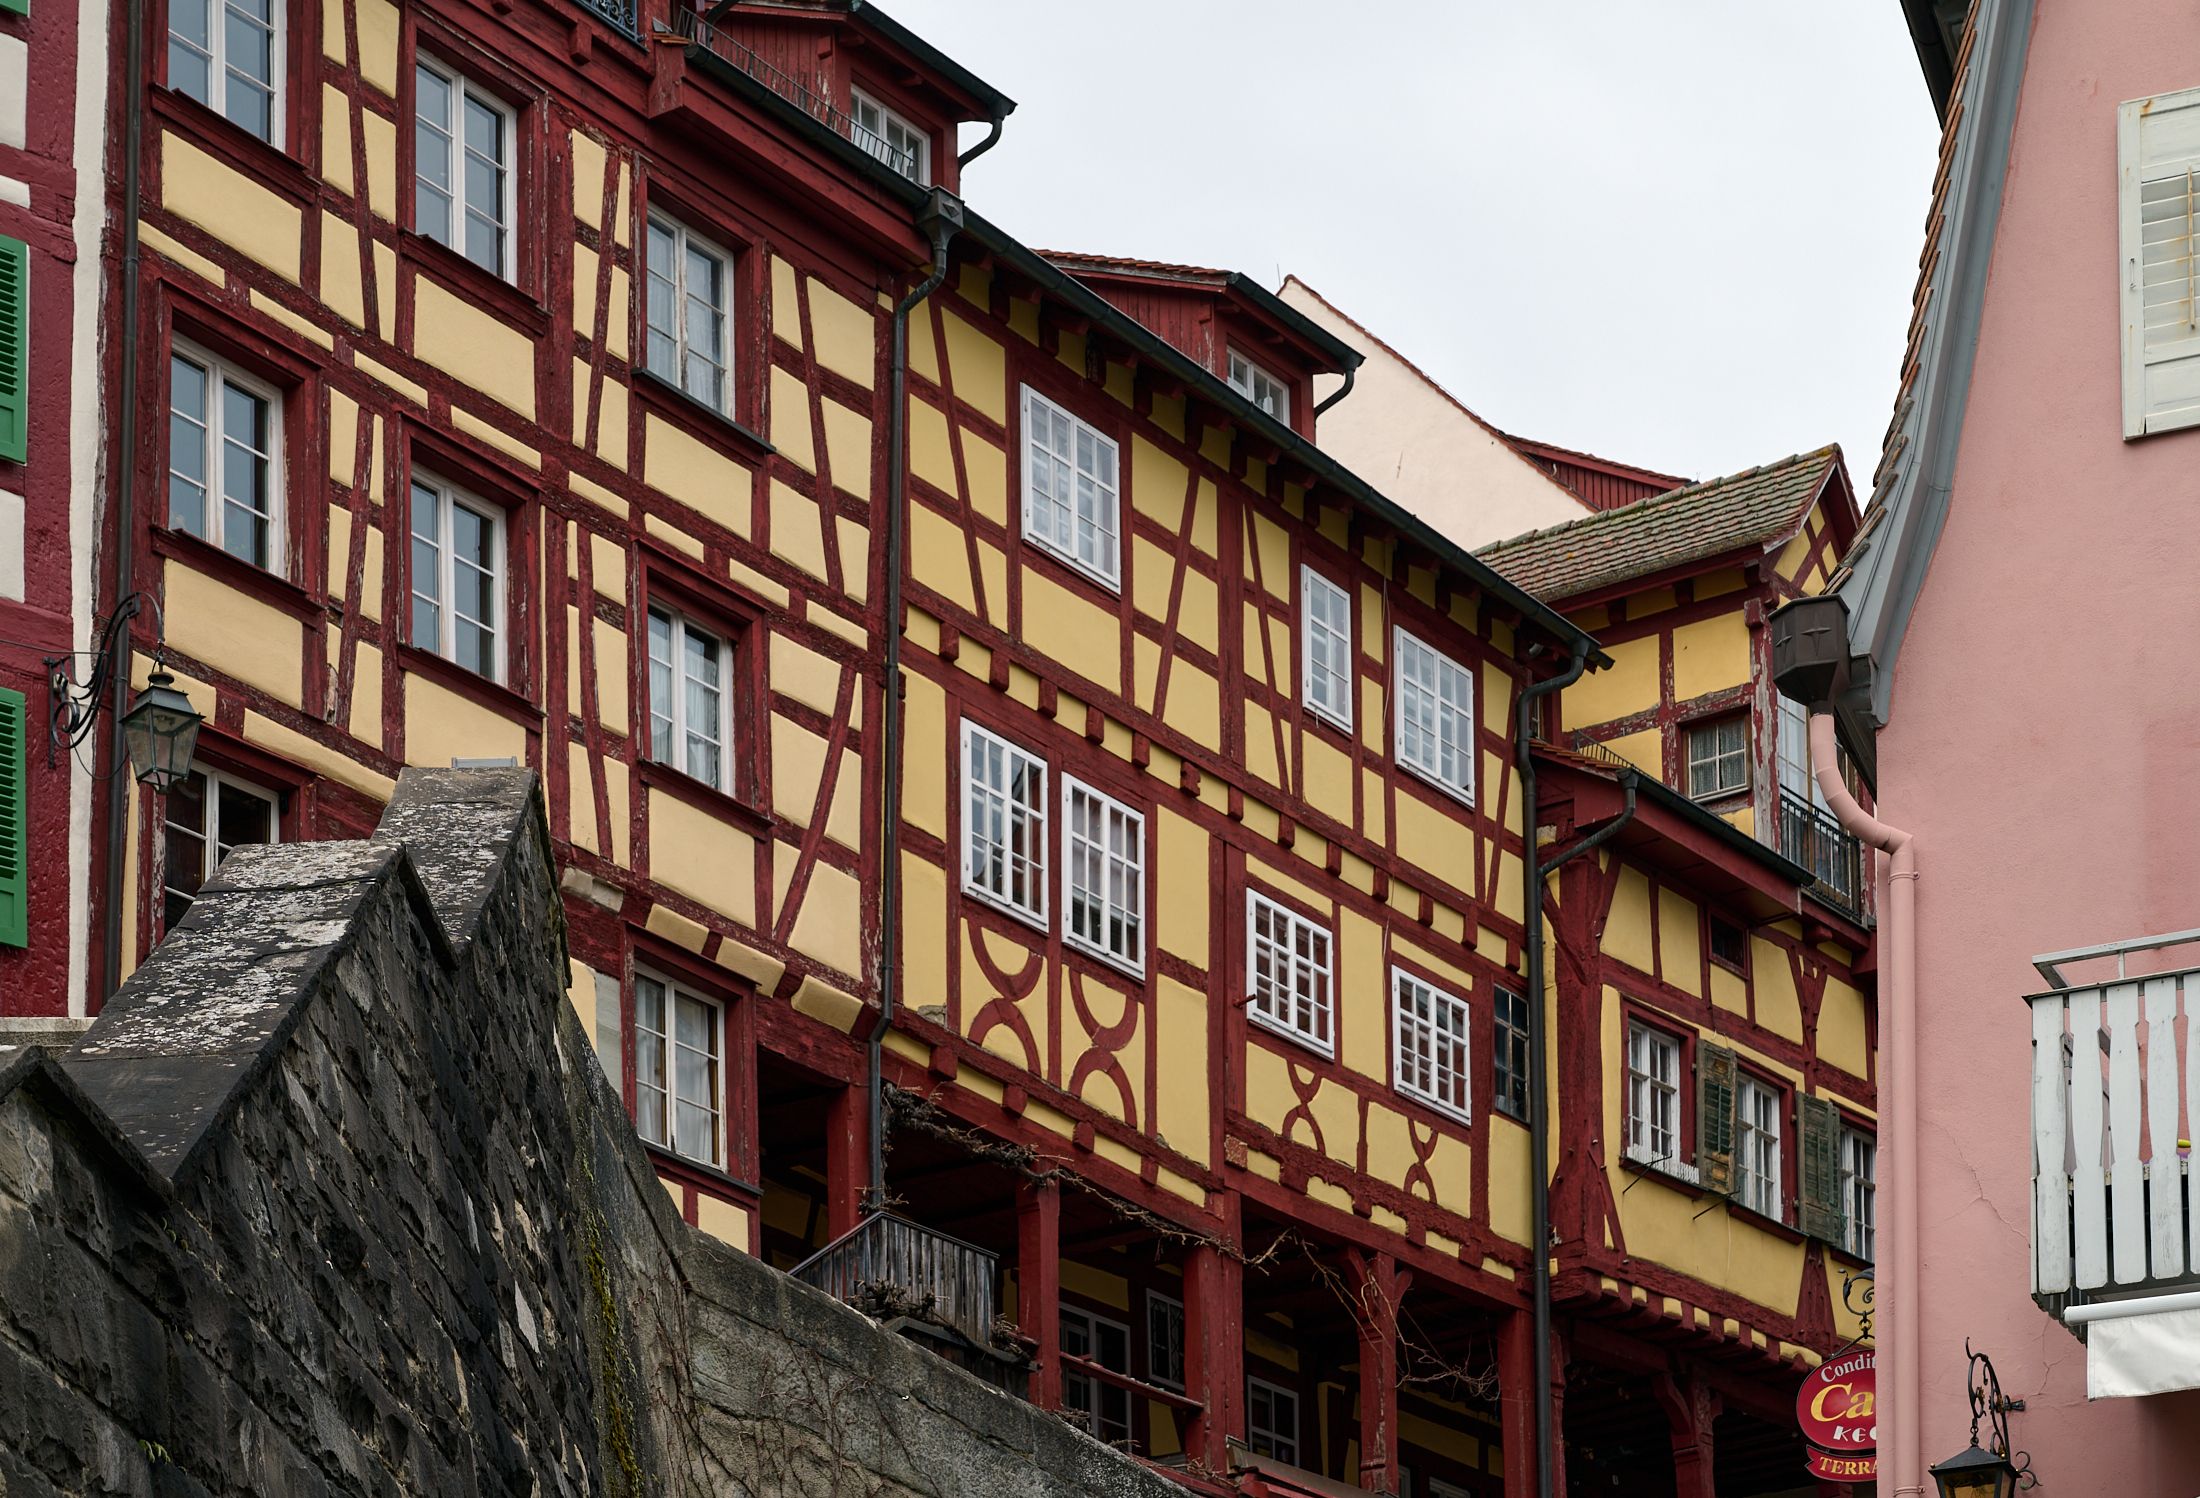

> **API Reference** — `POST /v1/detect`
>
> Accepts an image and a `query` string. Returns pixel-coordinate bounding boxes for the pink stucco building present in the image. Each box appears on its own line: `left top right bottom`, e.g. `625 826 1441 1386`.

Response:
1777 0 2200 1491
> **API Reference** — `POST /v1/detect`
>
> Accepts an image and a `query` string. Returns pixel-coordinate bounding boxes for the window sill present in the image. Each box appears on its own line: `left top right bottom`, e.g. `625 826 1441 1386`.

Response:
1394 1085 1473 1131
1020 531 1123 600
636 755 773 835
398 230 551 338
1398 758 1476 811
644 1141 761 1198
632 366 775 466
149 86 316 206
1062 932 1144 985
151 527 320 622
1728 1200 1806 1245
1301 703 1357 748
393 642 543 731
1247 1008 1335 1063
1619 1151 1705 1197
961 881 1049 940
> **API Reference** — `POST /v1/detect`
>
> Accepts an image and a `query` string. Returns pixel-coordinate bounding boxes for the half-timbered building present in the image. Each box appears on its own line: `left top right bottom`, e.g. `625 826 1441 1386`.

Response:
51 0 1880 1493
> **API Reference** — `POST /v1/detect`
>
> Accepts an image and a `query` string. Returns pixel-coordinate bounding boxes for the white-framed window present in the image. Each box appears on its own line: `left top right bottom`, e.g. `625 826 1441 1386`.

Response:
414 57 516 279
1841 1126 1876 1261
1060 1305 1132 1449
1145 1290 1186 1392
168 344 282 571
1686 715 1749 801
1393 628 1474 802
645 214 734 414
851 87 930 184
1021 385 1122 590
168 0 284 145
1063 777 1144 974
1391 969 1471 1123
1246 890 1333 1056
1299 566 1353 731
162 767 278 930
1493 988 1531 1122
2117 85 2200 437
960 721 1046 927
1736 1073 1783 1220
1227 350 1290 422
408 472 503 681
647 604 731 790
633 972 724 1168
1624 1021 1686 1175
1246 1377 1300 1467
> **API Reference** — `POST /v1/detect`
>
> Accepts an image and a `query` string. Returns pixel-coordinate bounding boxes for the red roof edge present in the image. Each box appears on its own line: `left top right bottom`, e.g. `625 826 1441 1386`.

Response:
1498 433 1688 494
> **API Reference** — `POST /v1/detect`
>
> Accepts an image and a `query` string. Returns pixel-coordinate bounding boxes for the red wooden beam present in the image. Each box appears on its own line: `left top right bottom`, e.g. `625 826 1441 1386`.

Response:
1184 1235 1243 1469
1017 1175 1063 1410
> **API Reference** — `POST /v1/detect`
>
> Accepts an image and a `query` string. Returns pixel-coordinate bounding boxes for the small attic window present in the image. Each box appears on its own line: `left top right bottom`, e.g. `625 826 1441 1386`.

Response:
851 88 929 184
1228 349 1289 422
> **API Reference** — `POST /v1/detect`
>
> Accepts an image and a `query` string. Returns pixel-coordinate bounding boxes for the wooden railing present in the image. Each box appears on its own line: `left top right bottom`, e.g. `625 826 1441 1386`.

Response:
667 8 922 181
2030 958 2200 1296
790 1212 1000 1348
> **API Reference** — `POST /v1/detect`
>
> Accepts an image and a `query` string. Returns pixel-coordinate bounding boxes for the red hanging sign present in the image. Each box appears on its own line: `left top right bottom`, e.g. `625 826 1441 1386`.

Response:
1797 1348 1877 1478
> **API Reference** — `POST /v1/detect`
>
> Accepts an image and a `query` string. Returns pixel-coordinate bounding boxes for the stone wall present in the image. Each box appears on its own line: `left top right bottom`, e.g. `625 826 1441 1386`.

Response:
0 769 1178 1498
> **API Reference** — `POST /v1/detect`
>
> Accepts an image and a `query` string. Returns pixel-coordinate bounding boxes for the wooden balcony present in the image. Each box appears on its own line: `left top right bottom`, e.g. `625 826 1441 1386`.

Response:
791 1212 1003 1349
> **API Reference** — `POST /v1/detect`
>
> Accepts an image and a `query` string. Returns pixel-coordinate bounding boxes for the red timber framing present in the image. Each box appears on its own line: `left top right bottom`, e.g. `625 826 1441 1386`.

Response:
91 0 1875 1493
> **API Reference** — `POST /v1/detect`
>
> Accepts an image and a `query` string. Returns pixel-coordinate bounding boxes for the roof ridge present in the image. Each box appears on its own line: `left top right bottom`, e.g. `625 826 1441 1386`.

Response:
1480 445 1840 557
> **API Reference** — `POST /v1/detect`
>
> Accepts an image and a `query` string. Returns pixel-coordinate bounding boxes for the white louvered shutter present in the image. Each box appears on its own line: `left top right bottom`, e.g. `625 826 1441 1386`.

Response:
2119 86 2200 437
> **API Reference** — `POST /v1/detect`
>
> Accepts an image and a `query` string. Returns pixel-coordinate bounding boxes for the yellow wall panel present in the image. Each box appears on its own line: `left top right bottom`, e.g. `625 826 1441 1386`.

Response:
1155 810 1209 963
962 429 1007 524
1603 866 1655 974
643 412 752 537
808 277 876 388
354 0 399 94
321 87 352 195
1338 907 1385 1082
769 712 827 827
1671 614 1752 704
648 787 755 919
1246 514 1290 599
402 674 526 767
346 643 383 750
789 861 862 978
1021 571 1119 693
908 296 941 382
1487 1119 1532 1245
768 480 829 582
161 133 301 282
414 279 534 417
770 367 816 472
899 670 947 840
1164 660 1220 750
1752 938 1800 1030
1658 887 1701 995
1244 703 1279 788
360 108 395 221
1563 633 1660 728
939 309 1004 421
909 503 974 611
570 131 607 229
770 257 803 348
770 634 843 720
1301 733 1352 824
1602 727 1662 777
820 399 873 500
1424 1128 1471 1218
1131 438 1188 530
907 396 953 493
165 564 303 704
1818 977 1870 1077
1395 794 1478 898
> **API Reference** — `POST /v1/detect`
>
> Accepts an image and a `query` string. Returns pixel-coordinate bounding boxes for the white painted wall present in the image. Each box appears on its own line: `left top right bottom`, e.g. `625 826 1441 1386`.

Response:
1280 278 1587 550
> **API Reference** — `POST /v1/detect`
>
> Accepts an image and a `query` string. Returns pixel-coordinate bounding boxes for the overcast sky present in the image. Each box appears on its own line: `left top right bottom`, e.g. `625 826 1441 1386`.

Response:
887 1 1942 490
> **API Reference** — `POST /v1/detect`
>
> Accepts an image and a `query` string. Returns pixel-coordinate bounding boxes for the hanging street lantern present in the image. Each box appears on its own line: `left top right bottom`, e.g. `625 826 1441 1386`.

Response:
118 668 204 793
1928 1342 2032 1498
46 594 204 791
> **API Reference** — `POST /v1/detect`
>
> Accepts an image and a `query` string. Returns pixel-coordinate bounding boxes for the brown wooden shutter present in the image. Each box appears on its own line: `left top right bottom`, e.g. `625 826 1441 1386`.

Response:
0 687 26 948
1798 1094 1847 1243
1695 1042 1738 1195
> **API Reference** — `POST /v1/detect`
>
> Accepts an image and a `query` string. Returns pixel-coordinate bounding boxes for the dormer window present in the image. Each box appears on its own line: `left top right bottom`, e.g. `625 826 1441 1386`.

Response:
1228 350 1289 422
851 88 930 184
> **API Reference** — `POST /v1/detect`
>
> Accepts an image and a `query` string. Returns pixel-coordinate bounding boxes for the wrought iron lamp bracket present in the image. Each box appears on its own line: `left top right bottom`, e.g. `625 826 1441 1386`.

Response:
1964 1341 2036 1490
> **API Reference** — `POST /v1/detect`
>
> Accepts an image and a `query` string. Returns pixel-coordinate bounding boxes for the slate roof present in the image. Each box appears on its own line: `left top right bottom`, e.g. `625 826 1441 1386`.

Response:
1476 446 1845 603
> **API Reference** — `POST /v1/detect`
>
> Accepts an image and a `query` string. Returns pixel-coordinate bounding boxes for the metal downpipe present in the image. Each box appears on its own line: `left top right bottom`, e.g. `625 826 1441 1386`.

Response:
867 191 960 1215
1515 635 1591 1498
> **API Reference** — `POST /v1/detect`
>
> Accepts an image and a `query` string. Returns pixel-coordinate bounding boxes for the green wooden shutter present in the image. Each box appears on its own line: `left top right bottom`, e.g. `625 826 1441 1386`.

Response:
1798 1094 1847 1243
0 235 24 464
0 688 26 948
1695 1042 1737 1195
0 1 25 19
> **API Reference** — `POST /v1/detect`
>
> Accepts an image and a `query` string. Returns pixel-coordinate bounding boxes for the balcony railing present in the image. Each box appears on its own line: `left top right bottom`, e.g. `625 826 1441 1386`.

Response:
791 1212 1000 1349
572 0 637 38
667 8 923 182
1776 789 1868 922
2028 944 2200 1299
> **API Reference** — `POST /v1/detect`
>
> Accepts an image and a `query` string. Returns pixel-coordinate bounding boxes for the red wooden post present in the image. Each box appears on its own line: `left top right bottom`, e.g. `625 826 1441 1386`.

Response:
1017 1174 1063 1409
1183 1237 1243 1468
1351 1250 1406 1494
823 1083 864 1240
1654 1373 1718 1498
1499 1312 1568 1498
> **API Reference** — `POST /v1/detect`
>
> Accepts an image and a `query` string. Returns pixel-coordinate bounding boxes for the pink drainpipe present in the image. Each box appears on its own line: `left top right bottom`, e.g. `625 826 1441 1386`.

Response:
1810 713 1918 1498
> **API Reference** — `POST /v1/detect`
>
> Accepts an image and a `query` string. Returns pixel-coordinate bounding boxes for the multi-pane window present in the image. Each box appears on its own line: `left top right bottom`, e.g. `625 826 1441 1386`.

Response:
851 88 929 183
645 215 734 414
168 0 283 144
1300 566 1353 730
169 346 280 570
1394 629 1474 802
1246 1377 1300 1466
1021 385 1121 589
633 973 723 1167
1063 778 1145 973
1735 1074 1783 1220
1686 715 1749 801
408 473 502 680
415 58 514 279
1145 1291 1186 1391
1246 891 1334 1055
1059 1305 1132 1449
1841 1127 1876 1260
1624 1022 1683 1170
647 605 730 790
162 769 278 930
1493 988 1531 1122
1391 970 1471 1123
1708 915 1748 972
1228 350 1289 422
961 721 1046 925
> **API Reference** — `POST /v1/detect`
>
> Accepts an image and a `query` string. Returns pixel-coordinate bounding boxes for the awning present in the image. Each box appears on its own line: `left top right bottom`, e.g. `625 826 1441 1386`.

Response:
2067 1296 2200 1398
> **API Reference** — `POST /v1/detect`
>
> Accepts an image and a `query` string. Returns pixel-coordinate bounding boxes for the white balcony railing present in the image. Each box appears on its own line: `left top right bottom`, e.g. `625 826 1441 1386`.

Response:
2029 932 2200 1297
